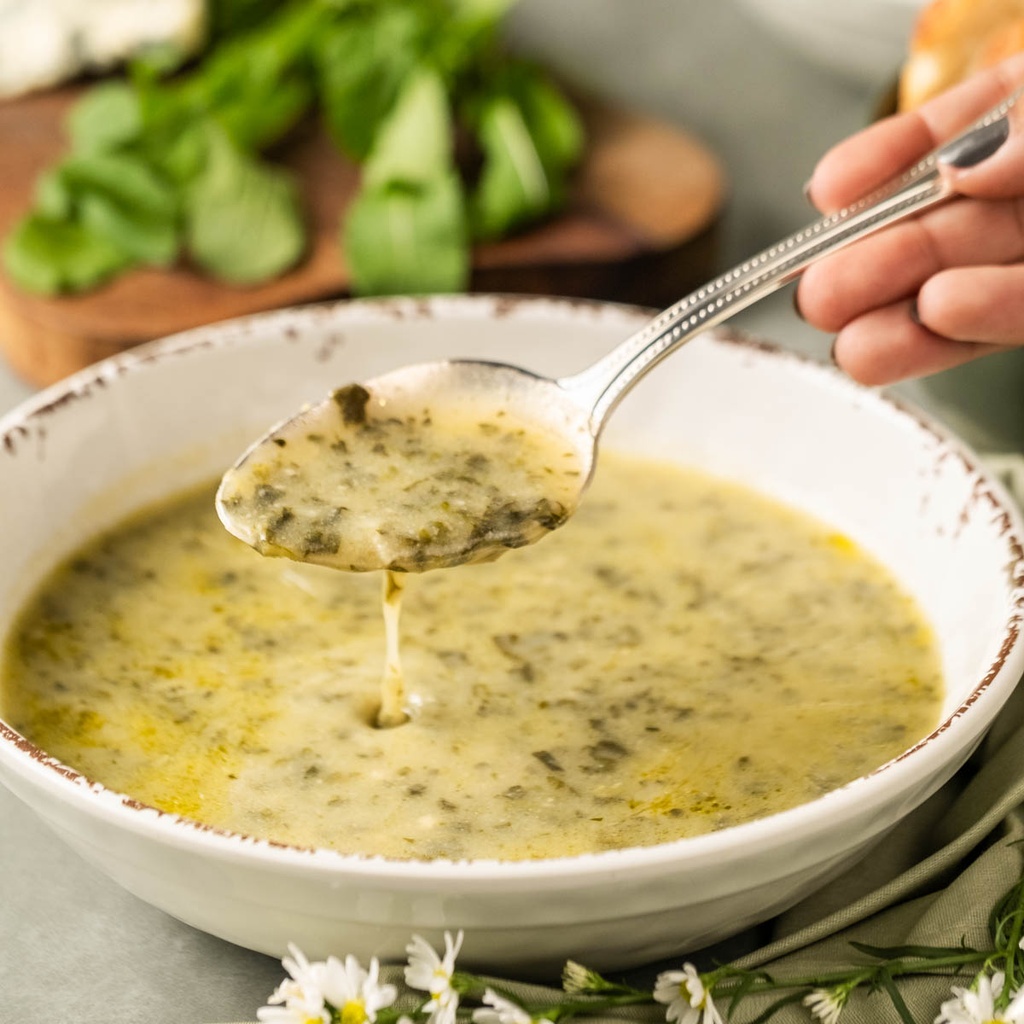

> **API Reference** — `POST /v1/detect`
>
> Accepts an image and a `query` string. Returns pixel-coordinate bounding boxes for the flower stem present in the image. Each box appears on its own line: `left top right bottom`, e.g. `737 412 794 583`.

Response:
710 949 988 999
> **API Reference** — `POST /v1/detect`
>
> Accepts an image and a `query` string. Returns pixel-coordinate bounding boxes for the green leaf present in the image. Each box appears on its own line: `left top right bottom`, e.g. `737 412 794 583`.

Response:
214 75 314 150
128 41 195 82
66 81 144 154
513 69 585 172
20 153 181 269
208 0 283 40
362 67 455 188
166 1 323 154
35 169 73 219
344 64 469 295
877 971 917 1024
344 173 468 295
429 0 511 79
468 64 584 240
43 152 182 265
471 93 550 239
79 193 178 266
186 2 322 113
60 153 179 222
449 0 519 21
742 990 813 1024
154 123 210 185
315 7 425 160
185 130 306 284
3 214 133 294
849 941 978 959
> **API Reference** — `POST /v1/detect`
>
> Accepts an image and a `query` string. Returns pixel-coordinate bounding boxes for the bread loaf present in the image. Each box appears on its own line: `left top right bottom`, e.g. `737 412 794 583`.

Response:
898 0 1024 111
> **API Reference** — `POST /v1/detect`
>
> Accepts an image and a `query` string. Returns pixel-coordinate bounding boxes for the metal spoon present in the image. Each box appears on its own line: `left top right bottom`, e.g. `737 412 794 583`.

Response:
217 90 1020 573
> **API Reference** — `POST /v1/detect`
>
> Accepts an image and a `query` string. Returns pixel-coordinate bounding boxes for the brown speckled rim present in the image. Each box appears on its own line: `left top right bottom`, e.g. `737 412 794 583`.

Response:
1 294 1023 878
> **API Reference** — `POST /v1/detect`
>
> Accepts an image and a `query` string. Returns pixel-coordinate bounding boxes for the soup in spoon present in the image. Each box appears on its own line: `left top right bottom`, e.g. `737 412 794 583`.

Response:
216 378 586 574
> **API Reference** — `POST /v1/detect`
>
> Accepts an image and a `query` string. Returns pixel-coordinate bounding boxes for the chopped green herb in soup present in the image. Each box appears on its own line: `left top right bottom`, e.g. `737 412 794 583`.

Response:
1 452 943 861
216 383 584 573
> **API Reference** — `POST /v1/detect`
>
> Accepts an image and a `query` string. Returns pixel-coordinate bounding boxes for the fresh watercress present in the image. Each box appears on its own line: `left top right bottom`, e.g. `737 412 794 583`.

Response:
3 0 584 298
184 128 306 285
344 67 468 294
469 62 585 239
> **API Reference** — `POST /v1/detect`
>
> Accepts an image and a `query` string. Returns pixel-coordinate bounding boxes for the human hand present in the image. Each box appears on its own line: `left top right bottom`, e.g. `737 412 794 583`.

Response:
797 54 1024 385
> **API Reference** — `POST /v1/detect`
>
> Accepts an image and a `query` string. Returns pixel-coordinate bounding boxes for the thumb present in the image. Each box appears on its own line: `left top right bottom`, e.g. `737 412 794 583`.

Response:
940 90 1024 198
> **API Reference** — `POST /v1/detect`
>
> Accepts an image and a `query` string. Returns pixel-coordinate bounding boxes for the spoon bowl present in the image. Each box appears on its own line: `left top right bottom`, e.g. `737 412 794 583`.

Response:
216 359 595 572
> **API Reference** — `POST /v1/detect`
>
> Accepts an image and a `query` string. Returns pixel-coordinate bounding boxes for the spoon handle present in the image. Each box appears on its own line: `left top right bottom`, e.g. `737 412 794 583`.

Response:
562 87 1023 435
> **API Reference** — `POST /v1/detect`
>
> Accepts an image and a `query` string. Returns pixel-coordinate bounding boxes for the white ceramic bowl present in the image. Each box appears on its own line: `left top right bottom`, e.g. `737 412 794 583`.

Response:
737 0 925 86
1 295 1022 974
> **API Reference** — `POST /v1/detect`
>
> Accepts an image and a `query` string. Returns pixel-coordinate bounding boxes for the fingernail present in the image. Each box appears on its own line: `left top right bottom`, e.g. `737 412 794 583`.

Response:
938 115 1010 169
802 178 814 206
828 339 840 368
908 299 922 325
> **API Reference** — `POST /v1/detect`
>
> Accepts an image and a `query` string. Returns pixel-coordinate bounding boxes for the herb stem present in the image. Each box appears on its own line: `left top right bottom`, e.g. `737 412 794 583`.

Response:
709 950 988 997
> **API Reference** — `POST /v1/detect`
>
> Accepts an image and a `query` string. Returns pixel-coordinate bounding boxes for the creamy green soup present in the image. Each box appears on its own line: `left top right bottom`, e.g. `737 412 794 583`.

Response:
216 383 584 573
1 452 942 861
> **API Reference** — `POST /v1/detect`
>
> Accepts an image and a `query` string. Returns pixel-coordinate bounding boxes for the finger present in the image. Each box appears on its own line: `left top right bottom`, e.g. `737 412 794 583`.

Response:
796 196 1024 331
831 301 1009 386
797 223 935 333
807 116 935 214
943 70 1024 198
807 53 1024 212
917 264 1024 344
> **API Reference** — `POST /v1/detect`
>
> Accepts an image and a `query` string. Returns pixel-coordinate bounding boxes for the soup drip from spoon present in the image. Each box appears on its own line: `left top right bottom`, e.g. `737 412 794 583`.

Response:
217 95 1017 577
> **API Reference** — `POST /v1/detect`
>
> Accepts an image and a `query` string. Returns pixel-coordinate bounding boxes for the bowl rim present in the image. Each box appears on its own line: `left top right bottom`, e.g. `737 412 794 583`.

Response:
2 293 1023 883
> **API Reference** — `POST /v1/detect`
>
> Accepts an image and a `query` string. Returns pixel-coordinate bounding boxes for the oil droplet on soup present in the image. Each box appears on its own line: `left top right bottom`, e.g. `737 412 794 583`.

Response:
0 452 943 861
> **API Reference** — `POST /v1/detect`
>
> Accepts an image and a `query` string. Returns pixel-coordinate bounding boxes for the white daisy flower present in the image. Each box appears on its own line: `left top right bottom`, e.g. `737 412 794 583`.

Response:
257 944 330 1024
256 992 330 1024
934 970 1024 1024
803 987 846 1024
653 963 723 1024
471 988 554 1024
405 931 464 1024
316 953 397 1024
561 960 603 995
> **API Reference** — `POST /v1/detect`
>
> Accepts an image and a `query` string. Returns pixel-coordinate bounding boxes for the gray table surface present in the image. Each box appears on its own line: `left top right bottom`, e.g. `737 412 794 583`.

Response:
2 3 1022 1022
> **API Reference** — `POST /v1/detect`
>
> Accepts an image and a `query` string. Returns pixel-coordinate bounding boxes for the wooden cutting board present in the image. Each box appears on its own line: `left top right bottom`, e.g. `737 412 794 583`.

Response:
0 87 725 387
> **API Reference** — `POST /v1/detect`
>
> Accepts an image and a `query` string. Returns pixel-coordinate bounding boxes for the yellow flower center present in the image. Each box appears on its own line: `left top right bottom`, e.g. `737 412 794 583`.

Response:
340 999 368 1024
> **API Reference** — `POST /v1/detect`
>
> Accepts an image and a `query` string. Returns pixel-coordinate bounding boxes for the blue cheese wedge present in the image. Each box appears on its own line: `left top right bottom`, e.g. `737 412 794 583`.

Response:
0 0 206 99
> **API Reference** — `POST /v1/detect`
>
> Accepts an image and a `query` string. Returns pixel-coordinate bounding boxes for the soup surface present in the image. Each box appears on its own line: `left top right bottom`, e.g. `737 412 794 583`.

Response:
1 452 943 861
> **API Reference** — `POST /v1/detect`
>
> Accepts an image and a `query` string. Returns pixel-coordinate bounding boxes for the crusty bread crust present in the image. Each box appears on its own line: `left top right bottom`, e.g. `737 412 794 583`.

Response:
898 0 1024 111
